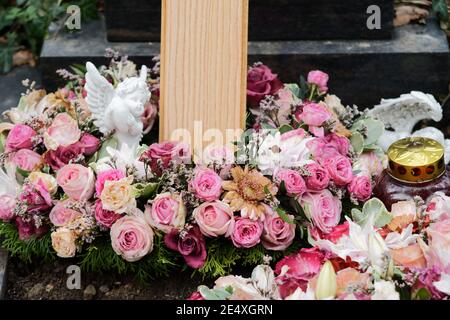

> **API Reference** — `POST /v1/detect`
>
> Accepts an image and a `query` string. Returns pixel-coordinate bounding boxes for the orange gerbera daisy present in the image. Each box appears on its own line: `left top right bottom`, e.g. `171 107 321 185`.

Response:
222 166 277 220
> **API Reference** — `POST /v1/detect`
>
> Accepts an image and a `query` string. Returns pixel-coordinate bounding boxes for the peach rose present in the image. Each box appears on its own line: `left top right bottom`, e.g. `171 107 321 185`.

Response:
100 176 136 214
44 113 81 150
388 200 417 232
390 244 426 269
51 227 78 258
336 268 369 297
49 200 82 227
56 164 95 201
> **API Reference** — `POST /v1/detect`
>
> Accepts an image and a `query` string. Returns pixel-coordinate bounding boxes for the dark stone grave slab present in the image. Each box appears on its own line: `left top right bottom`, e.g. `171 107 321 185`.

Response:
0 65 42 113
0 249 7 299
105 0 394 42
40 16 449 108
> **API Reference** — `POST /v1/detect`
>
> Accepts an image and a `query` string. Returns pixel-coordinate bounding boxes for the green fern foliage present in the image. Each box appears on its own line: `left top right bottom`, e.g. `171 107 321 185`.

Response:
0 221 57 263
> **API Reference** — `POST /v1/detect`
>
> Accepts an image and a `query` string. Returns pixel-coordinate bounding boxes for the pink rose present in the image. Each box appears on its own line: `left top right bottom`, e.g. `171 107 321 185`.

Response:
425 193 450 221
56 164 95 201
296 102 331 127
247 64 283 107
304 163 330 191
44 113 81 150
426 219 450 271
142 101 158 134
190 167 222 201
44 142 85 170
79 133 100 156
0 195 16 221
348 175 372 201
144 193 186 233
323 155 353 186
193 201 235 237
5 124 36 152
49 200 82 227
11 149 42 172
141 141 192 175
301 190 342 234
19 180 52 214
275 168 306 197
262 206 295 251
95 169 125 196
275 247 326 298
95 200 122 229
325 134 350 156
307 70 329 93
165 225 207 269
15 216 47 240
308 134 350 163
231 217 263 248
110 211 154 262
353 151 384 178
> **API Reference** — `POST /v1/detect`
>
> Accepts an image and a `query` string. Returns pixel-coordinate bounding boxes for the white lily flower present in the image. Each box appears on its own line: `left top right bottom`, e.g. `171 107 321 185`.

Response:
384 224 419 249
433 273 450 296
371 280 400 300
285 286 316 300
312 216 389 268
96 144 146 178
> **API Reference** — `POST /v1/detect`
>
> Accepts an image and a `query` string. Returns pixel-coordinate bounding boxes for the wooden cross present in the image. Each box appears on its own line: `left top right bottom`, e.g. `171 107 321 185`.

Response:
159 0 249 157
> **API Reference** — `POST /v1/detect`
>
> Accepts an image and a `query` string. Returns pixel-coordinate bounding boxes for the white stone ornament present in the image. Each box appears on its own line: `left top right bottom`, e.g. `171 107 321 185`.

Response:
84 62 151 153
369 91 450 163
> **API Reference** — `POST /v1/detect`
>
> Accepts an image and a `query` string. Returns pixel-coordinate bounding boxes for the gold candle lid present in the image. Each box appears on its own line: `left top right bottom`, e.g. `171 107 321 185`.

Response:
387 137 445 183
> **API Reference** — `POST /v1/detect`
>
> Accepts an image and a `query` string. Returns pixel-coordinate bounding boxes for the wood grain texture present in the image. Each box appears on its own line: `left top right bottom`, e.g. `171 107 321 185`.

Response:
160 0 248 152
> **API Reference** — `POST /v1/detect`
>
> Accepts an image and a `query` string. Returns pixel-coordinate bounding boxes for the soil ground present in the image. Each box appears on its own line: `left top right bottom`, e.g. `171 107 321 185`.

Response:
6 258 215 300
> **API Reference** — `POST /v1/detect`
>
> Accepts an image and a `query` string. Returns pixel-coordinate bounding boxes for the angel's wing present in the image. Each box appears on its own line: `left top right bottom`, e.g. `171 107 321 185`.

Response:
0 162 19 196
369 91 442 134
85 62 116 134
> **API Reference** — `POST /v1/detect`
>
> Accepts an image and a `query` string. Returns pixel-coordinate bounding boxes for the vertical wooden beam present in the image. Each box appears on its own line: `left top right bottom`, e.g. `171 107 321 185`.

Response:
160 0 249 155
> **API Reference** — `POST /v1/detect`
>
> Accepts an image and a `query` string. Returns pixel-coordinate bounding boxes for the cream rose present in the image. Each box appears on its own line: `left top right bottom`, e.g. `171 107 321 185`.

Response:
51 227 77 258
44 113 81 150
28 172 58 195
100 176 136 214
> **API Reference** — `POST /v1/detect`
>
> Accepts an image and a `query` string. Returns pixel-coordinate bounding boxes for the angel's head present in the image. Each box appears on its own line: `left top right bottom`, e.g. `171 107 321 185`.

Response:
116 66 150 106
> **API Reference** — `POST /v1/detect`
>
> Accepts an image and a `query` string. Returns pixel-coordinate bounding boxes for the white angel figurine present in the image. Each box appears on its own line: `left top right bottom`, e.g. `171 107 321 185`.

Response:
84 62 151 153
368 91 450 163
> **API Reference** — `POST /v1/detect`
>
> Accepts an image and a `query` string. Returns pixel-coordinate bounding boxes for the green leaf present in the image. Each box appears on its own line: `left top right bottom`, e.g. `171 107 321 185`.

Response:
413 288 432 300
350 132 364 155
284 83 300 98
353 198 392 228
276 207 295 224
132 182 159 199
198 285 233 300
279 124 293 135
433 0 449 25
97 136 118 160
351 118 385 147
298 76 309 100
16 166 30 178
